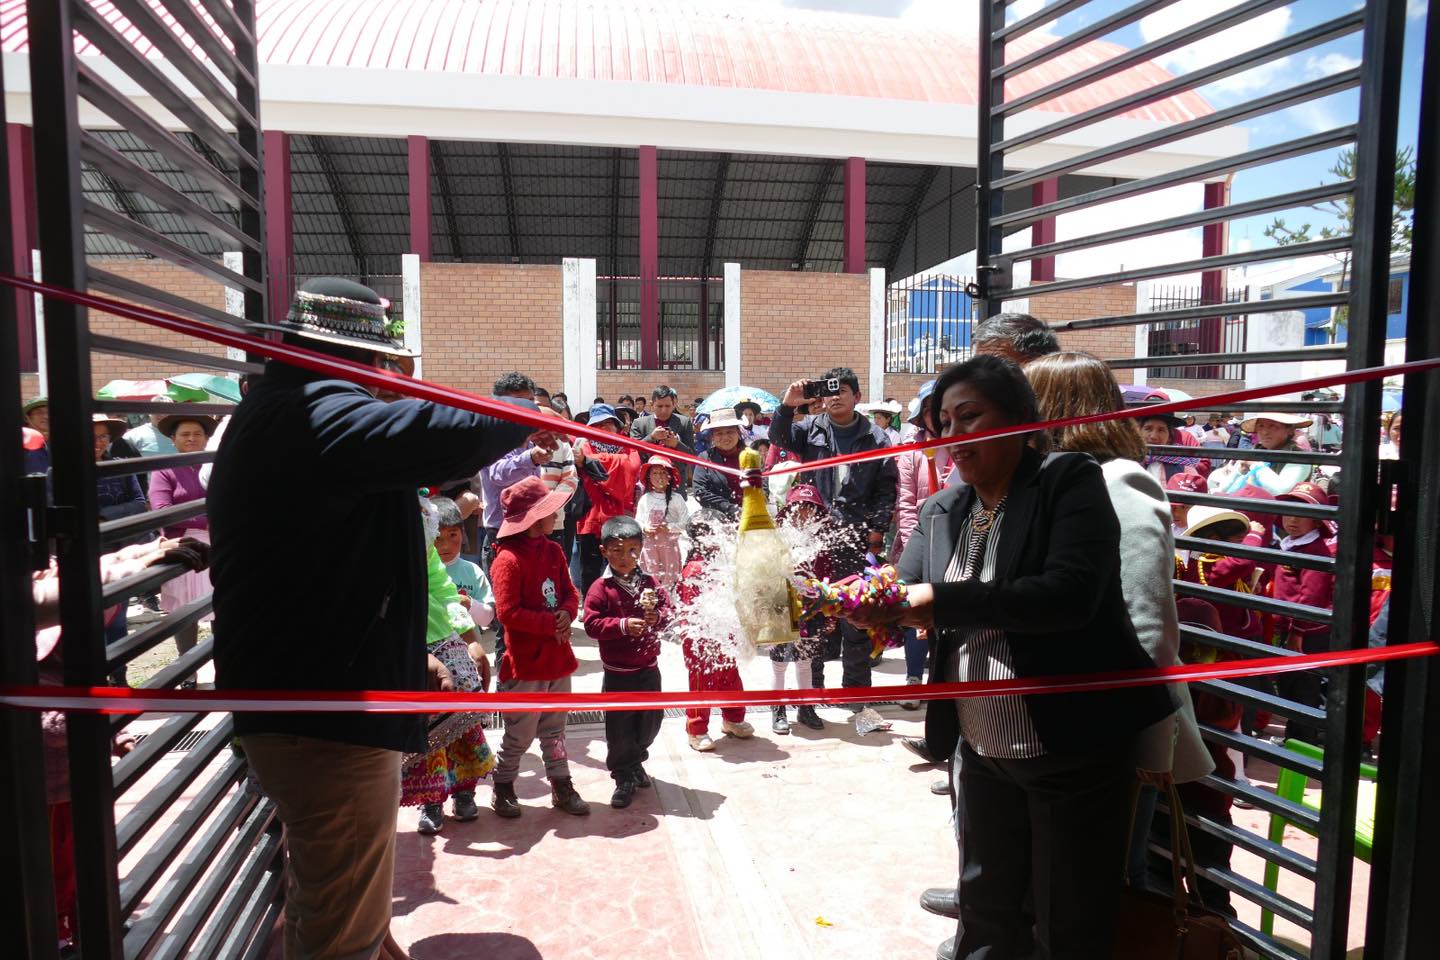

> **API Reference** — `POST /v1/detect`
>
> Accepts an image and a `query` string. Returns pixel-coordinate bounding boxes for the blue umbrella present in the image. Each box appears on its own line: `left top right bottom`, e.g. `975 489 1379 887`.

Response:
699 385 782 415
1381 390 1402 413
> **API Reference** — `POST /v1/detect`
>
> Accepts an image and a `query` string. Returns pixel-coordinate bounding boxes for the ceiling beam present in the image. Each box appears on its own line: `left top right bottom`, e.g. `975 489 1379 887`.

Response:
792 159 841 270
309 136 368 281
699 152 731 278
496 142 522 263
886 165 941 277
609 147 622 274
430 141 465 261
96 169 149 231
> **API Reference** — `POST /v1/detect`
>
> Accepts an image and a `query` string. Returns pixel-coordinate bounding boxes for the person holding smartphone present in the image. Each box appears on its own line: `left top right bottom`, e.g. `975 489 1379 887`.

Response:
773 366 898 730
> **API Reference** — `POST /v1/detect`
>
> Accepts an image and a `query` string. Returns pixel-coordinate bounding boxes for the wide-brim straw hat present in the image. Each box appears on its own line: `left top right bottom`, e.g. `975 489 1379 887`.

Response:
1183 506 1251 540
1241 412 1313 433
253 277 416 358
91 413 128 442
700 406 745 433
157 413 219 438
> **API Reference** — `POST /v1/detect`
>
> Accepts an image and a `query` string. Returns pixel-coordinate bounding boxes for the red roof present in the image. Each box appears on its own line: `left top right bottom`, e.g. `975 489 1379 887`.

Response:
0 0 1211 122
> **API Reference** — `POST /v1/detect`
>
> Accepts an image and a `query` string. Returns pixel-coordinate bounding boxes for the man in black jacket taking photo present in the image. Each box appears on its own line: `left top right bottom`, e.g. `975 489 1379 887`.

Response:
773 366 898 727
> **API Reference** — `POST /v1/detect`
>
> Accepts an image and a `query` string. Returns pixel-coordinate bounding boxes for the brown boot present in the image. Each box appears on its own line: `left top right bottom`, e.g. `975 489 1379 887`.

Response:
491 781 521 818
550 777 591 816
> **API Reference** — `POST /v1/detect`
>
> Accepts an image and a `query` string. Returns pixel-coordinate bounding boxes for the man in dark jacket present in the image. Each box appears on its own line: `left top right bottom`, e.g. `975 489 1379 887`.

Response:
209 278 541 960
630 385 696 481
773 366 898 715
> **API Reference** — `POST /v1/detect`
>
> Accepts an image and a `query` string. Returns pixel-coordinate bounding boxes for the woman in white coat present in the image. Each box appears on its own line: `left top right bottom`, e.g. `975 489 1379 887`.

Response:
1026 352 1213 884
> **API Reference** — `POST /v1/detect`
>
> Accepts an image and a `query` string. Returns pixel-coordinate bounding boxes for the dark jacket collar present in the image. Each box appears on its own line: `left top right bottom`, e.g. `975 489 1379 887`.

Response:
806 411 886 451
931 446 1046 580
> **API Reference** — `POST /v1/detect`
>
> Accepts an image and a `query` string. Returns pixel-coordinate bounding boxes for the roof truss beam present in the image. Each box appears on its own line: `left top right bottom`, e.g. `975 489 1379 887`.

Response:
431 141 464 260
609 147 622 274
699 152 731 277
793 159 841 270
887 165 941 275
496 142 522 262
309 137 368 280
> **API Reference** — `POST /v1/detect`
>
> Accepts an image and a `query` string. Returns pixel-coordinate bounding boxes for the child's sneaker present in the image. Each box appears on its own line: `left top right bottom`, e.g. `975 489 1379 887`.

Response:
772 706 791 735
491 781 522 819
688 733 716 752
721 719 755 739
452 791 479 822
610 775 637 809
550 777 591 816
417 803 444 835
900 676 922 710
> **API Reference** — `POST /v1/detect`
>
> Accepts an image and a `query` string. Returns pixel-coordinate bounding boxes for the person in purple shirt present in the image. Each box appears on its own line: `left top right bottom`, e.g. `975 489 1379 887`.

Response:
148 412 217 686
479 372 559 660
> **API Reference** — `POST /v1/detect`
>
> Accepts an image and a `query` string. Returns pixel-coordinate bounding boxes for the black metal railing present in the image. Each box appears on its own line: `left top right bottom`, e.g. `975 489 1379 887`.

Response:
1146 284 1249 380
884 272 977 373
5 2 282 958
976 2 1435 957
596 276 724 371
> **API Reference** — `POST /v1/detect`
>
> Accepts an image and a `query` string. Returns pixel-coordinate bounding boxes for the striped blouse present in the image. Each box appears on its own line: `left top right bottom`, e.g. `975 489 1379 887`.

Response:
944 498 1047 759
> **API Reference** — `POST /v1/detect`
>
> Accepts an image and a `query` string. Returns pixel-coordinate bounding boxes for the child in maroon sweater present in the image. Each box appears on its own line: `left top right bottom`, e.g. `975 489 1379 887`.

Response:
489 477 590 818
1270 482 1337 744
584 515 673 809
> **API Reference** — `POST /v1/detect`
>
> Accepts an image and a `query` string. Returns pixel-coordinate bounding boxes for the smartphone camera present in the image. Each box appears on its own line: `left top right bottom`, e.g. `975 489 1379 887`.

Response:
802 378 842 400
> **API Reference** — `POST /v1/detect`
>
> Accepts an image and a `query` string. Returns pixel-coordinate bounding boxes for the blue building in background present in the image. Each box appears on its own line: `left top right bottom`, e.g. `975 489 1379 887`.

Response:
1259 256 1411 346
886 274 976 373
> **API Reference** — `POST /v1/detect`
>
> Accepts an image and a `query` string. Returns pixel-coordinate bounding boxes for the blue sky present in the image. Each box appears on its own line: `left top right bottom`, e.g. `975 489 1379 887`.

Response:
771 0 1429 253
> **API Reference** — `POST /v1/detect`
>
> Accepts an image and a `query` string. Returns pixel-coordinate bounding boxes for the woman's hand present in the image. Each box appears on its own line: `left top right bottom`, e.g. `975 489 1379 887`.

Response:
427 654 455 693
843 582 935 630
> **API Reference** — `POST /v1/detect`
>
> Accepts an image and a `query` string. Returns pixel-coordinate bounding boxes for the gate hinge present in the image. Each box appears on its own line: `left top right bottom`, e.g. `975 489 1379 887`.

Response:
965 256 1013 303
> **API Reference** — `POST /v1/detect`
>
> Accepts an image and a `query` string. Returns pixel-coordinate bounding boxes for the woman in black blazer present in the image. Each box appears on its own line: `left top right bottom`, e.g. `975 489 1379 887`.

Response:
847 355 1174 959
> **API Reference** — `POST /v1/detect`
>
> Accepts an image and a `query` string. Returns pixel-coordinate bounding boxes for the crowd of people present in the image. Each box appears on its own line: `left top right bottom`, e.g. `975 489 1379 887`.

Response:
22 275 1404 960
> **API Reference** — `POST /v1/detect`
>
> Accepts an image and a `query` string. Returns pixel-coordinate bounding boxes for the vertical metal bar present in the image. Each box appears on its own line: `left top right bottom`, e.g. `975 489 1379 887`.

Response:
1199 181 1230 378
1363 2 1440 953
0 49 61 960
1312 2 1408 957
974 0 1005 320
698 279 709 370
843 156 866 273
408 135 432 261
234 0 266 335
6 122 38 369
638 145 659 369
264 130 291 325
27 2 124 955
1030 178 1058 282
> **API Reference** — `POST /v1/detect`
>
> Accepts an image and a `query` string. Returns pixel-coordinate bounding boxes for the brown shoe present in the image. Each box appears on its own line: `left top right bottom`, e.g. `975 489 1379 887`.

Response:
550 777 591 816
491 781 522 818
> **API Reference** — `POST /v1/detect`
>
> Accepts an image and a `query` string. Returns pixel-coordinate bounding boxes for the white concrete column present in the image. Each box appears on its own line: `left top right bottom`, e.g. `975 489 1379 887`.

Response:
222 252 248 381
563 257 597 404
401 254 424 377
1132 280 1149 386
868 267 886 401
724 262 741 388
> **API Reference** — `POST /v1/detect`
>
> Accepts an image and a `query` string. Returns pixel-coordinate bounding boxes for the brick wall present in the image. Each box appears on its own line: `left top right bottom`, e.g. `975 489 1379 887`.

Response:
1150 377 1244 399
419 262 564 396
594 371 727 410
739 270 871 398
883 372 935 407
20 372 40 402
85 259 230 393
1028 282 1140 385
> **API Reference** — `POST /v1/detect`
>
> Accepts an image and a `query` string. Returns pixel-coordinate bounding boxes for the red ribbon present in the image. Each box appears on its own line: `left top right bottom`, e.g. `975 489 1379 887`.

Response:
5 274 1434 481
3 642 1432 715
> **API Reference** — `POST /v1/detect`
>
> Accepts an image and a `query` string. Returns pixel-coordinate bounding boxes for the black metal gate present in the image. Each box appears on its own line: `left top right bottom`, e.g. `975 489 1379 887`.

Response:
974 1 1438 957
1 2 280 958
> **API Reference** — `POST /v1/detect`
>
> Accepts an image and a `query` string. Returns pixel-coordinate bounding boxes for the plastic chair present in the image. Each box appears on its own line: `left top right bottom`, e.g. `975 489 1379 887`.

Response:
1260 739 1378 935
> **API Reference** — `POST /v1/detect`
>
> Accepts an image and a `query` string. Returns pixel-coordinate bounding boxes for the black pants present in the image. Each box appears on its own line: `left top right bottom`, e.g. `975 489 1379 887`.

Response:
955 740 1136 960
602 667 663 781
808 623 873 695
479 526 505 660
578 533 607 599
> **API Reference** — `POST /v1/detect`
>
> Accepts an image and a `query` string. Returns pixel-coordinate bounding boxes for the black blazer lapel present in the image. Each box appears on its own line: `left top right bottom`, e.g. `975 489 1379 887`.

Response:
994 448 1044 580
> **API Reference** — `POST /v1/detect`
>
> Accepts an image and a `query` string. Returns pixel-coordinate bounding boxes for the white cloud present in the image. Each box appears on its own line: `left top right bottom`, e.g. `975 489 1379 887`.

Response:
1409 0 1428 21
901 0 1047 35
1138 0 1294 99
1303 52 1361 79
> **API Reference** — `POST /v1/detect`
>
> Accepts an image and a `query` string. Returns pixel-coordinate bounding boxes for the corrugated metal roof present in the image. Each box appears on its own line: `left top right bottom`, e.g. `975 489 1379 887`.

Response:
0 0 1211 122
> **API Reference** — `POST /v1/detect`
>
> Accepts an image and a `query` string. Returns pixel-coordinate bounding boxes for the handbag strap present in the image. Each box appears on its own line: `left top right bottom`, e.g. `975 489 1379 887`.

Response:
1165 782 1207 913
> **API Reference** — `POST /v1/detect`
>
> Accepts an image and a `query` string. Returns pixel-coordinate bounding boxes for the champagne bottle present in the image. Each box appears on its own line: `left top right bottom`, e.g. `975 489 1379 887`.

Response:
734 448 801 650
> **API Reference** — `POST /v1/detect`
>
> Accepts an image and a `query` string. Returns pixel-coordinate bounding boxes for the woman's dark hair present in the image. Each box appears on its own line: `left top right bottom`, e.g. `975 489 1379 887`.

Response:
926 353 1041 439
280 331 375 367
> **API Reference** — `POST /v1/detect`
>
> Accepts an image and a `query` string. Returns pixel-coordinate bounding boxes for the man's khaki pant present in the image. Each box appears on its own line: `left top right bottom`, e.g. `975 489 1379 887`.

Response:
240 735 400 960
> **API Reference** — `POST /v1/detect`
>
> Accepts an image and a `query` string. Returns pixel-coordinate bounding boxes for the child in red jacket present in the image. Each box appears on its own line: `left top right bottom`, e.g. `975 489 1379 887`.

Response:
1270 482 1337 744
584 515 674 809
677 532 754 753
489 477 590 818
575 404 643 596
